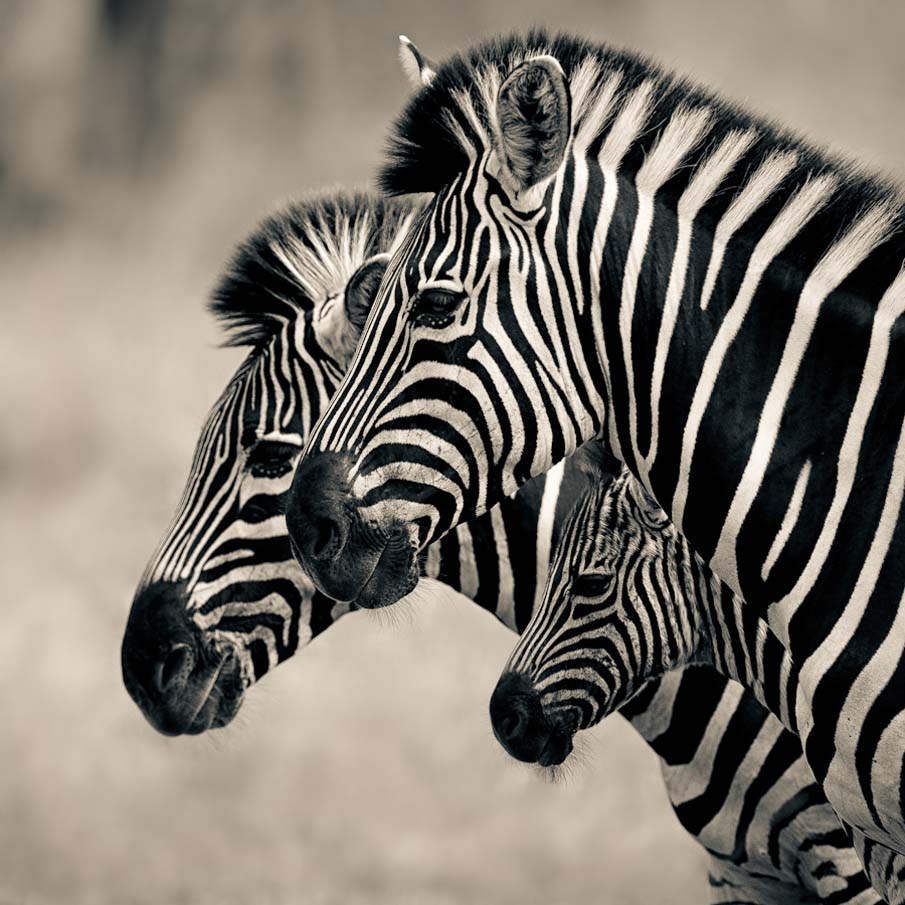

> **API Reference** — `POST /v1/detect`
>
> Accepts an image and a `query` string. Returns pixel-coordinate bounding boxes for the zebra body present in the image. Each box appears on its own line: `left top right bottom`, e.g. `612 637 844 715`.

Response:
122 192 879 901
288 32 905 854
626 669 881 905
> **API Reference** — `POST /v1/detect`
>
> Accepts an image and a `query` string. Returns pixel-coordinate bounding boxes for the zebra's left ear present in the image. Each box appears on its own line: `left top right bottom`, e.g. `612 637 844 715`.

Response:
493 56 571 195
345 254 390 334
398 35 436 88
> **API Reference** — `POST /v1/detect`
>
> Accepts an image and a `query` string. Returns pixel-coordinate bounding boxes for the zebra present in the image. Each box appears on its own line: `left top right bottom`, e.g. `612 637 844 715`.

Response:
122 191 879 903
492 441 887 901
286 31 905 858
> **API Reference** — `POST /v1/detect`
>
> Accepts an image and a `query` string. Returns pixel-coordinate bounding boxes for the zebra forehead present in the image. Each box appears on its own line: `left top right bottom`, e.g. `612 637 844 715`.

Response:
568 471 671 563
210 190 419 349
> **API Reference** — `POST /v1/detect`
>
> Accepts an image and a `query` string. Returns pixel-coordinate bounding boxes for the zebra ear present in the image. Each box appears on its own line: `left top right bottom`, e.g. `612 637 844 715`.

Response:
345 254 390 334
494 56 571 194
398 35 436 88
631 481 671 533
575 440 622 483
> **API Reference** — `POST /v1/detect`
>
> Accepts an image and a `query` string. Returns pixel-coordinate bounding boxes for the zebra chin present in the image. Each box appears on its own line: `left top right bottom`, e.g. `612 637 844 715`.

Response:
121 581 247 736
489 671 577 768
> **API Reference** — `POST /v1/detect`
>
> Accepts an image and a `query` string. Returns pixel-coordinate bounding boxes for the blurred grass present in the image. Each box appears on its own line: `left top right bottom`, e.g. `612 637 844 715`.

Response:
2 1 904 903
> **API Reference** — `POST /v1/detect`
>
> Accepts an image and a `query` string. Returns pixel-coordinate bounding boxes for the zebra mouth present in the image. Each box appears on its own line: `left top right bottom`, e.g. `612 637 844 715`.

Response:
352 528 419 609
536 731 574 767
180 648 245 735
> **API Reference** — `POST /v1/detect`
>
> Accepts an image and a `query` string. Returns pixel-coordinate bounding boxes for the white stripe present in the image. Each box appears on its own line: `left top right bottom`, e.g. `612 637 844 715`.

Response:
533 459 566 617
641 128 757 481
771 265 905 640
699 150 799 311
622 106 712 465
455 522 479 599
761 460 811 583
491 503 516 629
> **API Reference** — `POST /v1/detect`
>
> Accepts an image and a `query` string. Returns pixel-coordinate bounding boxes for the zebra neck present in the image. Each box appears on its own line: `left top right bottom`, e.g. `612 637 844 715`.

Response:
571 132 903 657
697 570 799 736
421 462 574 633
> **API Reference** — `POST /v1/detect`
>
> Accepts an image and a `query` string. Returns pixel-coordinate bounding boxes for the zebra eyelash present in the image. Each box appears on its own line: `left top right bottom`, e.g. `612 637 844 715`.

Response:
571 572 615 599
411 287 467 329
244 439 302 479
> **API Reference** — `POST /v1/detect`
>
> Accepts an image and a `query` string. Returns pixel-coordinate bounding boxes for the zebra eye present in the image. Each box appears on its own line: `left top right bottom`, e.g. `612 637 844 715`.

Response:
239 494 281 523
412 288 465 328
571 573 613 599
246 440 300 479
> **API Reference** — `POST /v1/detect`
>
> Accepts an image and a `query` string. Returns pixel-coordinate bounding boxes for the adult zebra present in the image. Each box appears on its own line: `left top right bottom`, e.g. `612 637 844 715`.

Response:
122 191 878 903
287 32 905 854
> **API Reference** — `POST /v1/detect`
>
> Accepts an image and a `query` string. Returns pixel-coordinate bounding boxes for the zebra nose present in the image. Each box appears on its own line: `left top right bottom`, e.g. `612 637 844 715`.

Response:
306 511 349 563
489 671 548 762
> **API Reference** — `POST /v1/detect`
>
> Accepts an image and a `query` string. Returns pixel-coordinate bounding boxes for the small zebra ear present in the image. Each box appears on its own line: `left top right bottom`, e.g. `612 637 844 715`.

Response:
494 56 571 195
631 481 671 532
398 35 436 88
345 254 389 334
575 439 622 482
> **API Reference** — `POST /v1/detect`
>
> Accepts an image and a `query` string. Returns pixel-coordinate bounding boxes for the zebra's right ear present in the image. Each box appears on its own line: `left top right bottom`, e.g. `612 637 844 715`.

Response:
398 35 436 88
345 254 390 334
493 56 571 197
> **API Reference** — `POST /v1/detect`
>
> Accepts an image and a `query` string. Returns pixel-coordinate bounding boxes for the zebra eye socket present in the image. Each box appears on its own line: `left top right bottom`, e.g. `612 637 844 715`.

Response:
245 440 300 479
571 573 613 599
239 494 282 523
412 288 465 328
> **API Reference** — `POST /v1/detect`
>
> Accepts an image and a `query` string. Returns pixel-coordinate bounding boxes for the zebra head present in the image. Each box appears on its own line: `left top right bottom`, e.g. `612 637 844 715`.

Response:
288 33 607 610
122 192 419 735
489 441 703 767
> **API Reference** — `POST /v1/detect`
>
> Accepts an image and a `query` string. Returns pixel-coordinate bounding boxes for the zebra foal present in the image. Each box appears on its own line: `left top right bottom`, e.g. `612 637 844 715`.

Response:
492 441 888 903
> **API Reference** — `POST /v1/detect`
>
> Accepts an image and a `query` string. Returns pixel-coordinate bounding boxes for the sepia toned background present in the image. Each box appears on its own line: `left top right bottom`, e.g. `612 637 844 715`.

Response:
3 1 904 903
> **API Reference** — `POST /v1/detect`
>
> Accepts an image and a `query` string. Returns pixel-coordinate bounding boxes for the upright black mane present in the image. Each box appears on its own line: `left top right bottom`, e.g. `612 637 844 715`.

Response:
379 30 904 272
211 191 417 348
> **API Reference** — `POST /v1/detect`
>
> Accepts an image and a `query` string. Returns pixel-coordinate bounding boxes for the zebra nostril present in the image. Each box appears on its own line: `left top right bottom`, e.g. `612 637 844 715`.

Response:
497 708 523 742
310 515 343 561
155 643 195 695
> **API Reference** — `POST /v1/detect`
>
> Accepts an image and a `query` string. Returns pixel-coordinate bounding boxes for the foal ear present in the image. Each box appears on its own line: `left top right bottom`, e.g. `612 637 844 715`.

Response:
494 56 571 194
575 439 623 483
631 480 671 533
345 254 390 334
398 35 436 88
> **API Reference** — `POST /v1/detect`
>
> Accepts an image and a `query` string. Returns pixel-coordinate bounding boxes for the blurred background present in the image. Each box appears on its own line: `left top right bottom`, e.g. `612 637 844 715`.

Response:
2 1 904 903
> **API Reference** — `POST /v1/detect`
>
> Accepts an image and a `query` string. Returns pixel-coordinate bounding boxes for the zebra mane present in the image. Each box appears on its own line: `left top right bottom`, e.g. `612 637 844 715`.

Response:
381 30 904 267
211 191 418 348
